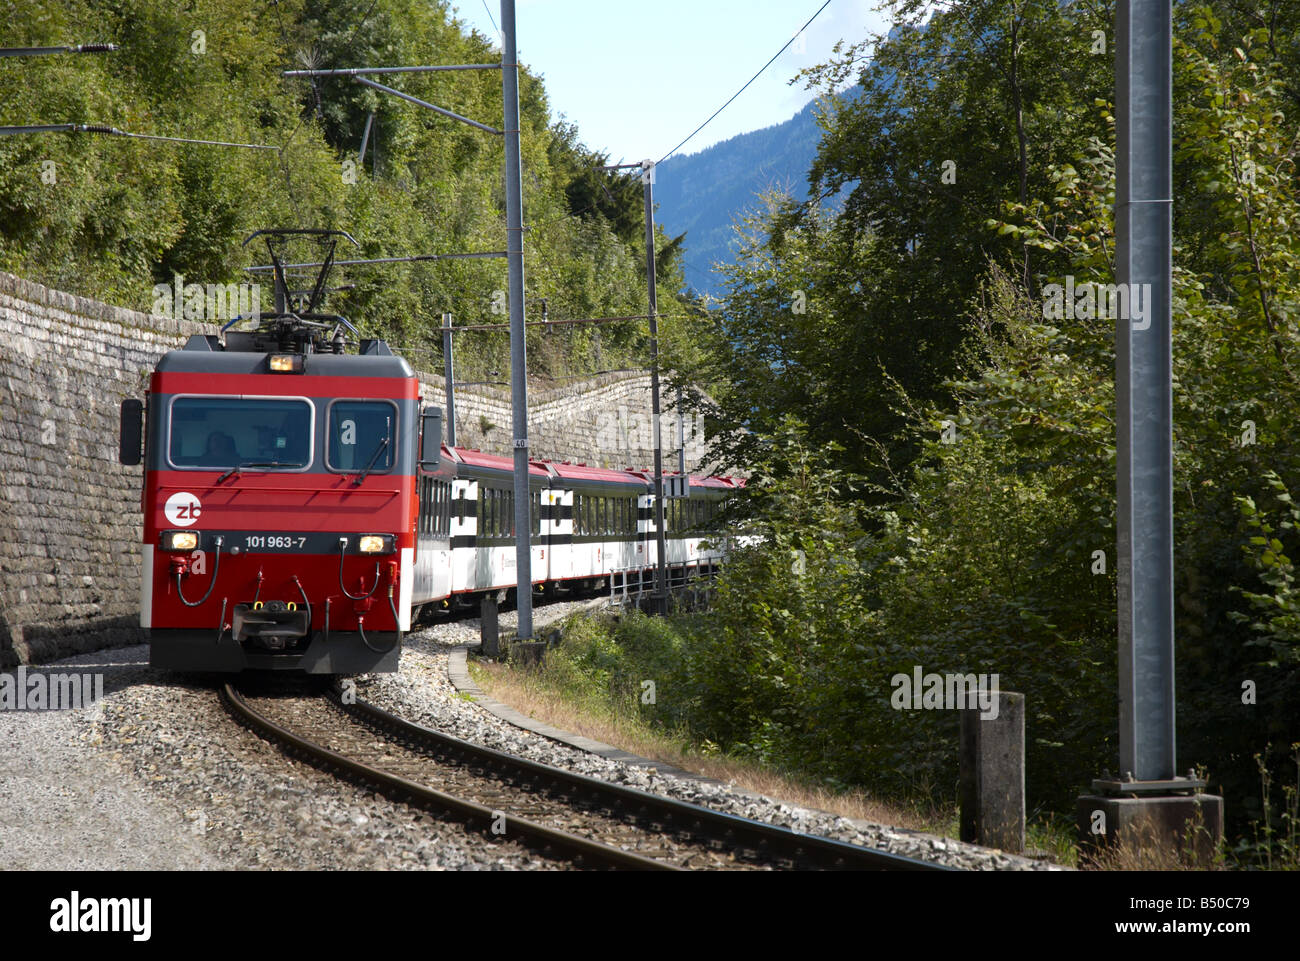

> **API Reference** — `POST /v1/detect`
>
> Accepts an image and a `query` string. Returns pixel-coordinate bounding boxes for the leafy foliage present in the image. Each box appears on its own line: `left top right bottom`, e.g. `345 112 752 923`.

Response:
0 0 704 382
671 1 1300 832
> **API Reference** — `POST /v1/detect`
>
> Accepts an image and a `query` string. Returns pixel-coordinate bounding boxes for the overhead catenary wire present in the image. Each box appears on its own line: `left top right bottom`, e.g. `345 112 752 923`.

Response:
277 0 380 206
656 0 834 165
479 0 501 38
382 311 700 355
245 251 506 276
0 123 277 150
0 44 117 56
519 4 843 305
345 0 381 49
440 313 653 333
284 63 502 76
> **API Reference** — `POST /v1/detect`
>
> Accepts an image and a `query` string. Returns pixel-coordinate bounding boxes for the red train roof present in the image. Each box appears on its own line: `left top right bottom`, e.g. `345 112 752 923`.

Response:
535 460 646 485
691 475 745 490
627 469 743 490
445 446 742 488
446 446 549 477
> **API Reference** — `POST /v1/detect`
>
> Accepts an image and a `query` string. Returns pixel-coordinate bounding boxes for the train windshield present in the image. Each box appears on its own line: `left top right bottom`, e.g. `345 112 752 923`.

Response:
168 396 312 469
327 401 396 474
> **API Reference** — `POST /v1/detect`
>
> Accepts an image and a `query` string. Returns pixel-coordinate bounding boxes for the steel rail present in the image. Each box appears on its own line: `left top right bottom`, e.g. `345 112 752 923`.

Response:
336 688 955 872
220 682 675 870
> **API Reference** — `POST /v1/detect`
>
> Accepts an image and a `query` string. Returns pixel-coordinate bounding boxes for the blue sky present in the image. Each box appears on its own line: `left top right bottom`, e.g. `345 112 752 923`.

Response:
447 0 895 163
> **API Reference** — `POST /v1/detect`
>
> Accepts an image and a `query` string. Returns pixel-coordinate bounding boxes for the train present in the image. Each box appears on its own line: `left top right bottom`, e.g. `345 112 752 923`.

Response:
117 279 736 674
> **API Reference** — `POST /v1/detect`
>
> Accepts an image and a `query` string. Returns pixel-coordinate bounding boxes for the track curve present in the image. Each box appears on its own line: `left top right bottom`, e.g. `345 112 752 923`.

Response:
222 680 957 871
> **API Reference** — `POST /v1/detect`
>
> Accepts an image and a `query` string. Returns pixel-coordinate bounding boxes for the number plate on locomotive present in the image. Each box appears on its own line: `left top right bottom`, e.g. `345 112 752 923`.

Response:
243 534 308 551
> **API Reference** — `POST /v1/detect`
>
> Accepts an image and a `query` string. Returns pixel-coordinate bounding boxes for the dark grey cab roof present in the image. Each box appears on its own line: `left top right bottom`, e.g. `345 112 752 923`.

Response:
155 348 415 379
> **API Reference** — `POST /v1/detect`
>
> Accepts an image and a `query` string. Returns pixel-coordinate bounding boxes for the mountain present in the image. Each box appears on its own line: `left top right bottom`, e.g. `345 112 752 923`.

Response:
654 100 824 299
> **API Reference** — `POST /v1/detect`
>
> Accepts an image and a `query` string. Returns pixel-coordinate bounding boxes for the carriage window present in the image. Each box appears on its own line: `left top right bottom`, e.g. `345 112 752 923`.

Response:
169 396 312 469
327 401 396 474
422 478 451 537
477 487 517 537
491 488 513 536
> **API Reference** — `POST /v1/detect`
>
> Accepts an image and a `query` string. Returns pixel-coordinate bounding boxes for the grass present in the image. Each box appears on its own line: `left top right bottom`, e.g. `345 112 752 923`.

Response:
470 654 960 837
474 653 1266 870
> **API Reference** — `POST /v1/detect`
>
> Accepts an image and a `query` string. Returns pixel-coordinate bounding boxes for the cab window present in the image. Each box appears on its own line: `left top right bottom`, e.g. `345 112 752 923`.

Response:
328 401 397 473
169 396 311 469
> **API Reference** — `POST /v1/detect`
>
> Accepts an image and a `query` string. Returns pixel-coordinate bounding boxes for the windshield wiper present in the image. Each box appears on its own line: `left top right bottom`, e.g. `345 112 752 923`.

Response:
215 461 303 484
352 436 390 486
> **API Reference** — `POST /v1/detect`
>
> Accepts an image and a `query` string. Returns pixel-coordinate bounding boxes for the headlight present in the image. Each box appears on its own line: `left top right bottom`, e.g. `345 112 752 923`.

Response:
358 534 395 554
161 530 198 551
269 353 305 373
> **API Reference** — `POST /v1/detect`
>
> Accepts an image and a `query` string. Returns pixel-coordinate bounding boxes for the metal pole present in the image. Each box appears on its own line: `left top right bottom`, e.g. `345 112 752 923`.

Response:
353 76 503 135
677 387 686 475
643 159 668 614
502 0 534 640
358 112 374 164
442 312 457 448
1115 0 1175 782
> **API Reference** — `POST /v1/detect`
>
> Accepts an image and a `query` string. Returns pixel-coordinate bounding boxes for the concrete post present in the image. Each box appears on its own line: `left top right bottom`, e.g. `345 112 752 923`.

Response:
480 593 499 658
442 312 457 448
959 691 1025 853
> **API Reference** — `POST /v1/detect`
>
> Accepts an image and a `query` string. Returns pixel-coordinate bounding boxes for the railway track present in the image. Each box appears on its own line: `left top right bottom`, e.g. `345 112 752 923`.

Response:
221 680 957 871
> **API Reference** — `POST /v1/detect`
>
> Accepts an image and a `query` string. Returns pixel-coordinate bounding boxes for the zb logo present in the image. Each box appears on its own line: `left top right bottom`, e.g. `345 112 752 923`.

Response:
164 492 203 526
